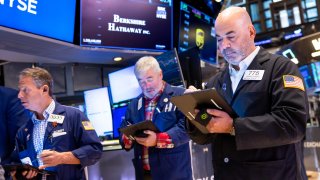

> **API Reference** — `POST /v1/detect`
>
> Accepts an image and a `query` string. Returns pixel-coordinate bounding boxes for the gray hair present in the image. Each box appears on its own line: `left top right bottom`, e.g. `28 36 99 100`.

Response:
19 67 54 97
134 56 162 76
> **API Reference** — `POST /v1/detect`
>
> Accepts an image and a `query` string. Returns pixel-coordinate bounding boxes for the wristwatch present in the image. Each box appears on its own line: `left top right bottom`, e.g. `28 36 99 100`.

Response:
230 120 236 136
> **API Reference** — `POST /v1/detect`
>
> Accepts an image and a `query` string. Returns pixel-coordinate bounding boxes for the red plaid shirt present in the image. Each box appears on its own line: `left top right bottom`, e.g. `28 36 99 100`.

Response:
122 82 174 171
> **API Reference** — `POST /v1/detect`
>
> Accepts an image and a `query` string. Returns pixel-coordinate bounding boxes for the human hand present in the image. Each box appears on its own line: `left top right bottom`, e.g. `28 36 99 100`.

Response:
22 169 38 179
10 170 17 180
135 130 157 147
122 134 133 149
38 149 62 169
184 85 199 94
205 109 233 133
10 168 38 180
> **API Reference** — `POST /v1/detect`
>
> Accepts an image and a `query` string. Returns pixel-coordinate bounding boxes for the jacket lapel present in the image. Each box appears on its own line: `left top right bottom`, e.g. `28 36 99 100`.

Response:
217 70 233 104
137 96 145 123
25 122 36 154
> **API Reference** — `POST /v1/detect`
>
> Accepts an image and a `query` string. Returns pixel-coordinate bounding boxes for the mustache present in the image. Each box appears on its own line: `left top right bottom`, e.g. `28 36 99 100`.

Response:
145 88 154 91
222 48 235 55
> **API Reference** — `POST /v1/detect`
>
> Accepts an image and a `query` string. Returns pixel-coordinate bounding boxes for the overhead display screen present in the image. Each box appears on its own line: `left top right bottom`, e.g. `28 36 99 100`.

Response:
0 0 76 42
178 1 217 65
80 0 173 51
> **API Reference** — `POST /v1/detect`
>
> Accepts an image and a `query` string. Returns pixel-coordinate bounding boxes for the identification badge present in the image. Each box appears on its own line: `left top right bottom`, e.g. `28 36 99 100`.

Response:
21 157 32 165
48 114 65 124
52 131 67 138
243 70 265 80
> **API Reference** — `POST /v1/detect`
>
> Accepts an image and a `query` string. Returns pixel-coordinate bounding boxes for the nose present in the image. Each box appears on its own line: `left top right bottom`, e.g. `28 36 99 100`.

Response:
144 82 152 89
219 39 231 51
17 90 23 99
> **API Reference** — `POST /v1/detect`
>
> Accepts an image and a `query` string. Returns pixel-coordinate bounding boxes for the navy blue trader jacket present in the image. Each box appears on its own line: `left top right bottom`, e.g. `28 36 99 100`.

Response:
0 86 29 164
120 83 192 180
188 48 308 180
14 102 102 180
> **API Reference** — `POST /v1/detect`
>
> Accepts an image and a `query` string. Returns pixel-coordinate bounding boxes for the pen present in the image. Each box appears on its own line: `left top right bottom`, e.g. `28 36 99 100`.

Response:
126 120 132 126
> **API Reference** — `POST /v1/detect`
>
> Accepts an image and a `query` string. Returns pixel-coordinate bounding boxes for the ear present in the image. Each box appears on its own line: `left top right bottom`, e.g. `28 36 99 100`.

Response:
248 25 256 39
42 85 49 94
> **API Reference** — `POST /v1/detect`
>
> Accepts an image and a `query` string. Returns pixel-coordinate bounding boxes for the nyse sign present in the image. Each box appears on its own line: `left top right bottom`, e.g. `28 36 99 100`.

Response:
0 0 38 15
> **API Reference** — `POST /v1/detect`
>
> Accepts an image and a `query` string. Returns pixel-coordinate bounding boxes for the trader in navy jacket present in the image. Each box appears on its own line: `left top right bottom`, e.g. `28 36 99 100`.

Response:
0 86 29 164
119 56 192 180
12 67 102 180
187 7 308 180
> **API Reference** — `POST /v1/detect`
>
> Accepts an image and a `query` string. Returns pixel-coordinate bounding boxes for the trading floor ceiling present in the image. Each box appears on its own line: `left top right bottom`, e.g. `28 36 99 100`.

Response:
0 26 160 66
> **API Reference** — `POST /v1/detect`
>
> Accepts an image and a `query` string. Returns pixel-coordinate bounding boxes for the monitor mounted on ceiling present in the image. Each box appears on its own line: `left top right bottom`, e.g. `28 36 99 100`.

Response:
0 0 76 43
178 1 218 66
80 0 173 51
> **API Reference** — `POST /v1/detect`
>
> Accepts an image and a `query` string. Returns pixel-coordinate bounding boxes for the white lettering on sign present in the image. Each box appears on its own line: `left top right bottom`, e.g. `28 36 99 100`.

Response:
108 14 151 35
113 14 146 26
0 0 37 15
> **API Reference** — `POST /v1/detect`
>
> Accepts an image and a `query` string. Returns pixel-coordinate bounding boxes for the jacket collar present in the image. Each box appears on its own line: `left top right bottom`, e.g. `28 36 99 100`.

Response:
217 47 270 103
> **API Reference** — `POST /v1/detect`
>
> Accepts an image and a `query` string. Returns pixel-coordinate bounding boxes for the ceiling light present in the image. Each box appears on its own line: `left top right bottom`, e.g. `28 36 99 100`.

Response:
113 57 123 61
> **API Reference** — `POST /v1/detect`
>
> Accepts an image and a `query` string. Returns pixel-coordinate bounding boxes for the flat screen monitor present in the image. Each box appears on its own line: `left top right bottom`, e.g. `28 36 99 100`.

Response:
178 47 203 89
84 87 113 140
311 62 320 87
108 66 142 104
178 1 217 65
156 49 185 87
80 0 173 51
299 64 315 89
0 0 76 42
112 105 128 139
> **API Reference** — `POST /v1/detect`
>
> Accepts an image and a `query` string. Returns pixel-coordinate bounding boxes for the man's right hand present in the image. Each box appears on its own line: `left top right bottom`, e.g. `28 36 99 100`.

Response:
11 169 38 180
122 134 133 149
184 85 199 94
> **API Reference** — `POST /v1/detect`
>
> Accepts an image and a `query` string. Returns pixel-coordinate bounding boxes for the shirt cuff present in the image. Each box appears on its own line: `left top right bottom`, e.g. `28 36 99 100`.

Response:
156 132 174 148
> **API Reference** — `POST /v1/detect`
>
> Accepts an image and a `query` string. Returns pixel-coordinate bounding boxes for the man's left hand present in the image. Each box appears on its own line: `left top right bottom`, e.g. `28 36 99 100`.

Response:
205 109 233 133
135 130 157 147
38 149 62 169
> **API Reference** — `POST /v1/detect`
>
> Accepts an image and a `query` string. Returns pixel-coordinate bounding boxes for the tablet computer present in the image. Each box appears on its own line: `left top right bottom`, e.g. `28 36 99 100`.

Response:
3 164 55 175
170 88 237 134
119 120 159 140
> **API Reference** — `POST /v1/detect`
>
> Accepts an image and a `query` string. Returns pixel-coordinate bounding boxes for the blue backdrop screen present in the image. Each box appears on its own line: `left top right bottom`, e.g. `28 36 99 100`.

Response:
0 0 76 42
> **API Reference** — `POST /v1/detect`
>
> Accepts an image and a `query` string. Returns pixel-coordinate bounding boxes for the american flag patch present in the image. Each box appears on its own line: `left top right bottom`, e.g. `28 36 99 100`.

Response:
283 75 305 91
82 121 95 130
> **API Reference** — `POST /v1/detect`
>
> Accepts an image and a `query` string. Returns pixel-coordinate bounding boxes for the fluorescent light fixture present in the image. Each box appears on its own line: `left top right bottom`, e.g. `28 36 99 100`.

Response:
113 57 123 61
311 51 320 58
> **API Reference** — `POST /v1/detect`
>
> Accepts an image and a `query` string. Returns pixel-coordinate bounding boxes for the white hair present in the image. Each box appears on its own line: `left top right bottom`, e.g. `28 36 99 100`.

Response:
134 56 162 76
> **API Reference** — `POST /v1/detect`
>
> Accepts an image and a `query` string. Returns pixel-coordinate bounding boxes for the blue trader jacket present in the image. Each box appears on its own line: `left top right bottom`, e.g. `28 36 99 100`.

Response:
0 86 29 164
120 83 192 180
14 102 102 180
